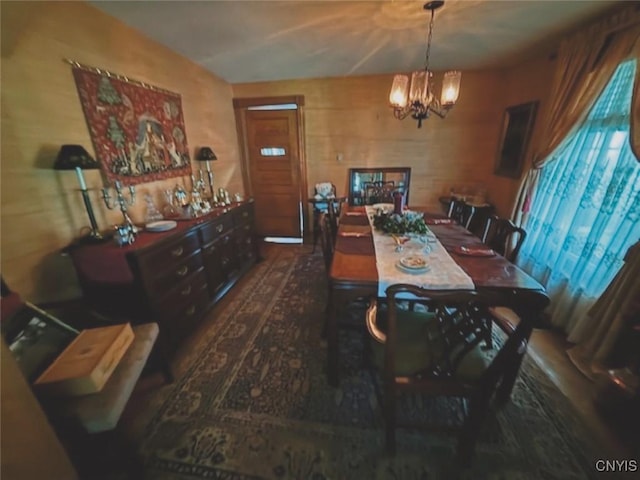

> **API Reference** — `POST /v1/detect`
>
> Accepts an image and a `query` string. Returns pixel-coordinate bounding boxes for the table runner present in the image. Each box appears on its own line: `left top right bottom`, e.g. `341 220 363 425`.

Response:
364 207 475 297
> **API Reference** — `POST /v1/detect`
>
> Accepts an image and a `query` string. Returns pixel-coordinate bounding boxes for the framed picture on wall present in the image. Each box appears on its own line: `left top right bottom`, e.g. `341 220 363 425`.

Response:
494 101 539 179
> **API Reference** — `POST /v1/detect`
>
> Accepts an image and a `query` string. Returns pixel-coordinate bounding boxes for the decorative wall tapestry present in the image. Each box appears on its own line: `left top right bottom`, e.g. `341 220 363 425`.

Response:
70 61 192 185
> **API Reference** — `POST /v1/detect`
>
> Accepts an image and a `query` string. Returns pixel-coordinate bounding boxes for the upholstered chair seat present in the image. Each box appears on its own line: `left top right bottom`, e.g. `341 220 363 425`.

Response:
368 309 496 381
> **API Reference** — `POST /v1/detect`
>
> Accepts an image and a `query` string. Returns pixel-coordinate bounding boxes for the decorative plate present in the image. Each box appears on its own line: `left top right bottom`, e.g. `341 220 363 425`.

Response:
145 220 177 232
396 261 430 274
399 255 429 270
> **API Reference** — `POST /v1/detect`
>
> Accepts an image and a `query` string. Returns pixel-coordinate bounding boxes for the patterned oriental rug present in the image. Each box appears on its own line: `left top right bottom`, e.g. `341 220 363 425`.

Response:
140 248 601 479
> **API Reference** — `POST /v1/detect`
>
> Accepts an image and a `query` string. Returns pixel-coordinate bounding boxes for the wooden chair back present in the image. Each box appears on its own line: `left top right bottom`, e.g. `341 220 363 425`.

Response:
326 199 341 243
364 181 395 204
447 199 476 230
481 215 527 262
318 212 334 273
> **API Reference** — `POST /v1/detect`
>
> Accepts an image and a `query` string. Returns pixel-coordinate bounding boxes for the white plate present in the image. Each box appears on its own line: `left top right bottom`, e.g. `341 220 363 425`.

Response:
396 261 430 274
145 220 177 232
399 255 429 270
372 203 394 213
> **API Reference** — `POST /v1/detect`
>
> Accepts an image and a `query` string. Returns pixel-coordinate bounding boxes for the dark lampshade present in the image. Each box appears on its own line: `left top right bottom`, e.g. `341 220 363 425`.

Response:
196 147 217 161
54 145 100 170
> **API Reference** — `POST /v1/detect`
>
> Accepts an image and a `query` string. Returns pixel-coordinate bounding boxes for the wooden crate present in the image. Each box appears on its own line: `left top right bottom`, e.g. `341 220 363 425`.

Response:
34 323 134 396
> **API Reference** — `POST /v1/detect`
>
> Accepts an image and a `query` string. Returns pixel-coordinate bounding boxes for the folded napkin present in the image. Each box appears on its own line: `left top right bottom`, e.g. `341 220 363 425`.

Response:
425 218 454 225
453 245 496 257
338 231 371 238
345 211 366 216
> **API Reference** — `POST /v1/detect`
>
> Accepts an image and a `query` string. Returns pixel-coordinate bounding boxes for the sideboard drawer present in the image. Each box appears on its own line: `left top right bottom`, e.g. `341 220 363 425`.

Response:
158 284 210 350
233 203 254 226
154 269 207 312
138 231 201 275
150 252 204 296
200 214 234 245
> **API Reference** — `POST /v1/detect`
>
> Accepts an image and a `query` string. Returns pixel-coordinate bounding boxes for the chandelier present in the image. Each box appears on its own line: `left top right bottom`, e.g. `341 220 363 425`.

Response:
389 1 461 128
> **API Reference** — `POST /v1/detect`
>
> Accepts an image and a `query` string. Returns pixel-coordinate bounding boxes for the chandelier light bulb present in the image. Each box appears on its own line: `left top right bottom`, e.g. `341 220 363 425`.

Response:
441 70 462 106
389 75 410 108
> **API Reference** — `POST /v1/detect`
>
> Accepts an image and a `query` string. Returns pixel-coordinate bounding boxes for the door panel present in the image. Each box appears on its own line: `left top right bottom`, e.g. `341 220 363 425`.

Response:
245 109 302 237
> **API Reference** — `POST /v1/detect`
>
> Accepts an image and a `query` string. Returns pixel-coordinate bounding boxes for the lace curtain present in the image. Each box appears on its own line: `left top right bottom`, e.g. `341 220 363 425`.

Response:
518 60 640 341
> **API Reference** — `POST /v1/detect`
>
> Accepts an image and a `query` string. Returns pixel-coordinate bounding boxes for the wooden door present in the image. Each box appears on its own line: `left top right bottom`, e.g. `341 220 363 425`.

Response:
243 108 303 238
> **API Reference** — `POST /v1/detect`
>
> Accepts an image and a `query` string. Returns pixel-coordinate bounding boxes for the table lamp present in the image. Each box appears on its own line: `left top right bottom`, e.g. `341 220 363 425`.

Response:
196 146 217 200
54 144 104 242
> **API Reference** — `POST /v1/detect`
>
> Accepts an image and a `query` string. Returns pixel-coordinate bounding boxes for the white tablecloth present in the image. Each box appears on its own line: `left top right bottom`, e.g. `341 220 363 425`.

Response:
365 207 475 297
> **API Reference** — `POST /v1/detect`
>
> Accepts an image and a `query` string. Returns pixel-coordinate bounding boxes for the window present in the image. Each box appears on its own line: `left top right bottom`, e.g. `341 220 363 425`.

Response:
260 147 286 157
519 59 639 334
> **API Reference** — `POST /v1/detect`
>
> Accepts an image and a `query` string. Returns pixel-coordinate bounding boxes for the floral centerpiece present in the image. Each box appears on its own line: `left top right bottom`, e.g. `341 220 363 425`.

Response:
372 209 428 235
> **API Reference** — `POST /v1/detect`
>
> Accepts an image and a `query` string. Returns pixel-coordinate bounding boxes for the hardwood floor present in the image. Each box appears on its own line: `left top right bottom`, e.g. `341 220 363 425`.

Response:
528 329 638 460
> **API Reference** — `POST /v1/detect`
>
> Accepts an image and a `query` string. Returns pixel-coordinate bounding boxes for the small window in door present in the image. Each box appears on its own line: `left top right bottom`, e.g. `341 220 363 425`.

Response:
260 147 286 157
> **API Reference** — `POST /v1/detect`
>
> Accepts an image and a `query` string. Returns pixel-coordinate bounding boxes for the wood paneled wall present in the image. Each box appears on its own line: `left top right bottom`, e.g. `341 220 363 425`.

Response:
233 57 555 221
0 0 557 301
1 1 243 301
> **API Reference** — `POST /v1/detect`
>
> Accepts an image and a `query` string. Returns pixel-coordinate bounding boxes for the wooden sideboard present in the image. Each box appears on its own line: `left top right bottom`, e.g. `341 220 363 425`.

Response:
68 201 258 355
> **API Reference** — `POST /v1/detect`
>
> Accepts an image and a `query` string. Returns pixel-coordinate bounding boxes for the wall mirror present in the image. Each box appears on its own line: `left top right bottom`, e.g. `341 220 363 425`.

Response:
348 167 411 206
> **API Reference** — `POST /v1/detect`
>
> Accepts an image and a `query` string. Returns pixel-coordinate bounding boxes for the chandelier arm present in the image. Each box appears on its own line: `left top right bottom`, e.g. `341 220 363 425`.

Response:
392 107 413 120
427 106 447 119
427 99 454 119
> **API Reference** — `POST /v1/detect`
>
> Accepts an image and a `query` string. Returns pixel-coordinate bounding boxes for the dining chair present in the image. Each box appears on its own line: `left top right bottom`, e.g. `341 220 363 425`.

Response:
364 181 395 205
365 285 529 465
480 215 528 346
481 215 527 262
326 199 341 245
318 212 335 273
447 199 476 230
319 211 369 344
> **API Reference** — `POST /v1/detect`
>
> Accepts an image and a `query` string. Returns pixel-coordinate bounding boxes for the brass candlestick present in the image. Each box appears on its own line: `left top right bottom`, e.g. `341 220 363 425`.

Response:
102 180 137 235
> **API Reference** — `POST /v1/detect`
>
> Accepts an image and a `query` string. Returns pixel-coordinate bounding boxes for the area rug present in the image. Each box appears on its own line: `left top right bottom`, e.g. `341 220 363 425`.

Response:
140 247 602 479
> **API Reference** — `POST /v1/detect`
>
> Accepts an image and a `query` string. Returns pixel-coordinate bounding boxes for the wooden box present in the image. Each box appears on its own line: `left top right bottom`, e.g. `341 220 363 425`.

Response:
34 323 134 396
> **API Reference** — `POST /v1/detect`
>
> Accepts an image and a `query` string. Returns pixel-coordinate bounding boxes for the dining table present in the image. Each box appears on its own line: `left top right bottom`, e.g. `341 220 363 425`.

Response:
326 205 549 391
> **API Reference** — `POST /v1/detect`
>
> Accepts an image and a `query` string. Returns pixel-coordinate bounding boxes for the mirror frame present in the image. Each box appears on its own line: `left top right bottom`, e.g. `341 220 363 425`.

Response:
347 167 411 206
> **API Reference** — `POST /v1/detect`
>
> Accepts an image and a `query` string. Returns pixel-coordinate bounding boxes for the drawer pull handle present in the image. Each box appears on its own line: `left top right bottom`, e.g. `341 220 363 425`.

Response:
206 245 216 254
185 305 196 316
216 224 224 233
242 212 249 217
171 246 184 257
176 266 189 277
181 285 192 296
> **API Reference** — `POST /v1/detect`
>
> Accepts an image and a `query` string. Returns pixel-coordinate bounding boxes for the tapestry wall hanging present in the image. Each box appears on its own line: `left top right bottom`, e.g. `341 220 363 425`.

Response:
70 61 192 185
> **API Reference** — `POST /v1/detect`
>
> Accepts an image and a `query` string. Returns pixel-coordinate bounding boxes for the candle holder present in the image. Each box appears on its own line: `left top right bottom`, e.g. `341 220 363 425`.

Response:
102 180 137 235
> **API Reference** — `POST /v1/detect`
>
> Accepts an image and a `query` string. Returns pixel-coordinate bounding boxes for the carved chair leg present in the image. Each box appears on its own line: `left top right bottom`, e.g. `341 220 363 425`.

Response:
458 391 490 467
495 356 523 405
495 331 531 404
384 383 397 454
